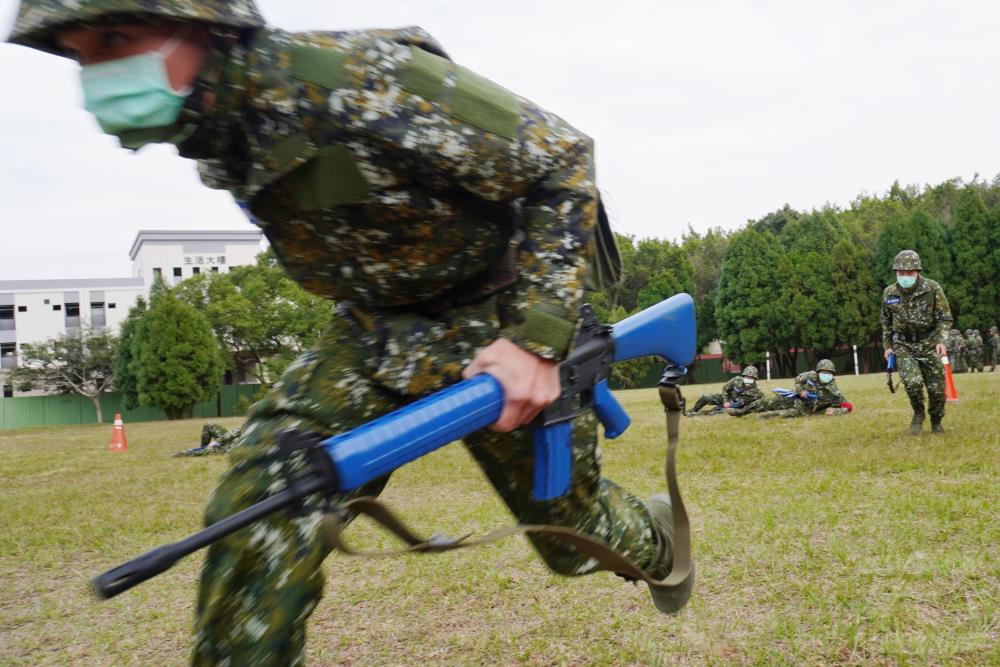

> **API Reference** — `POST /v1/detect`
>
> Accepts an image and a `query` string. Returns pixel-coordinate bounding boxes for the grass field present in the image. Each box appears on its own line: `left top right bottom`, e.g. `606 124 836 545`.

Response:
1 371 998 666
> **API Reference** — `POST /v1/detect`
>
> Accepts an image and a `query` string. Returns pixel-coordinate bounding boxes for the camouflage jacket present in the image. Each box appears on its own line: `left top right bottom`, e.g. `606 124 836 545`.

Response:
946 332 964 356
175 26 602 394
965 334 983 354
720 377 764 407
793 371 845 409
880 277 952 354
990 333 1000 352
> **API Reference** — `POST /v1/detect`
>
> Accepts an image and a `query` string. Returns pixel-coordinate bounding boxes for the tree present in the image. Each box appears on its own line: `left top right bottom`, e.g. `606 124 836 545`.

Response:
714 230 793 373
681 226 730 350
133 289 225 420
175 250 331 384
112 296 147 409
949 187 999 328
10 326 117 424
873 209 951 288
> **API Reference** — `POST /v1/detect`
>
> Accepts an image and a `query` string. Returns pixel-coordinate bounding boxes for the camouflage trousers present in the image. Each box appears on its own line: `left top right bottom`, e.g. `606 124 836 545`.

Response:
897 347 946 420
756 396 811 419
191 313 658 666
967 351 984 372
690 392 726 414
755 396 848 419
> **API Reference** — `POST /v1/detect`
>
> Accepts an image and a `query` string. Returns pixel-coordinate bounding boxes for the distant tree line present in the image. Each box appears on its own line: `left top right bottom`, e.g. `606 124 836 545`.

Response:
594 175 1000 378
12 175 1000 413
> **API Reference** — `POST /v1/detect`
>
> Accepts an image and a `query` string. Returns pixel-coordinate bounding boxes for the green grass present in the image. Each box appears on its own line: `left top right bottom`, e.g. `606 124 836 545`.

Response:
1 372 998 666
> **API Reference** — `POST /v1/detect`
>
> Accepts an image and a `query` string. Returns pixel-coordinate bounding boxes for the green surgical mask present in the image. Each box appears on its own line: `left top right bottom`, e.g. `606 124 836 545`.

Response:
819 372 834 384
897 275 917 289
80 32 190 139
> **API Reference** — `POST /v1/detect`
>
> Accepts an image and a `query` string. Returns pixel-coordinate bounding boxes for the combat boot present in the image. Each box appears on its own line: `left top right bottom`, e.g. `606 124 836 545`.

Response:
644 494 694 614
909 410 925 435
931 420 945 434
690 397 707 414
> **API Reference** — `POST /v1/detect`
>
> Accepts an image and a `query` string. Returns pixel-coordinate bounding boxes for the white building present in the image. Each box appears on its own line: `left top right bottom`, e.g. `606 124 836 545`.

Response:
1 229 263 398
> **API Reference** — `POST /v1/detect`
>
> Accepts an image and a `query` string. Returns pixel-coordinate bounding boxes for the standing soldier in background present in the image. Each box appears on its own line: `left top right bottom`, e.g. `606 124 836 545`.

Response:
686 365 764 416
7 1 693 664
945 329 963 373
950 329 967 373
964 329 984 372
880 250 952 434
973 329 986 372
988 326 1000 371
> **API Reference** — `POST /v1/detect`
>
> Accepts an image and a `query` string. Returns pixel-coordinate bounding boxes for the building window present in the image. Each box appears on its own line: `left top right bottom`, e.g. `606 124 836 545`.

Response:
1 342 16 370
53 304 62 311
17 306 27 313
108 303 117 309
153 268 162 279
2 384 12 398
211 266 220 273
44 299 50 305
90 301 106 328
0 305 13 332
65 302 81 329
192 267 201 275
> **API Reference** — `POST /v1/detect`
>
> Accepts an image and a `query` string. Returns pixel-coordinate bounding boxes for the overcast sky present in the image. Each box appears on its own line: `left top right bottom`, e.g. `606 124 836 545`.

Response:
1 1 998 280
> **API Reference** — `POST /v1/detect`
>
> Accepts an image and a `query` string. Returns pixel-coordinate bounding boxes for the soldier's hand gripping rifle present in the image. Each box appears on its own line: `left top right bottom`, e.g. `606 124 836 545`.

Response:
93 294 697 600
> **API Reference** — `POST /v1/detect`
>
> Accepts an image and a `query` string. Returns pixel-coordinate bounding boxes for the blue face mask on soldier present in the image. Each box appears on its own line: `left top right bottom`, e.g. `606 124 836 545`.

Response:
80 32 190 136
818 372 834 384
897 275 917 290
742 377 755 385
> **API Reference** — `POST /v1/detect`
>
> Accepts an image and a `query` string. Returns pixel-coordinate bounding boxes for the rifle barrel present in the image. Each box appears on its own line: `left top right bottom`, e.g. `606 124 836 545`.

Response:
92 471 329 599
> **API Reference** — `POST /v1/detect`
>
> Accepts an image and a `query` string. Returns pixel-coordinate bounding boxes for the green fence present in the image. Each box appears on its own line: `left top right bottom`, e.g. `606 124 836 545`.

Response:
0 385 260 431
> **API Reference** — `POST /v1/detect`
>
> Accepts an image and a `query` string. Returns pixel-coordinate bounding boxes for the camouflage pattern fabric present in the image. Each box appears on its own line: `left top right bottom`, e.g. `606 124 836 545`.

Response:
964 332 984 372
880 276 953 421
8 9 656 661
179 26 603 373
106 21 648 665
173 423 243 457
756 371 849 419
193 311 659 666
7 0 266 55
947 329 966 373
688 376 764 416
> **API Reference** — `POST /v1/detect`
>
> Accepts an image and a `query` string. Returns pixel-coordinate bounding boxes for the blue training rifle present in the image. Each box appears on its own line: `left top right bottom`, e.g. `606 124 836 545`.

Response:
93 294 697 599
772 388 818 400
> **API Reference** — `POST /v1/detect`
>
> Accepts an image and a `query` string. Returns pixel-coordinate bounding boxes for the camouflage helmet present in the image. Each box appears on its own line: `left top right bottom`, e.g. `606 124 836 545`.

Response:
7 0 266 56
741 365 759 379
815 359 835 373
892 250 922 271
965 329 973 335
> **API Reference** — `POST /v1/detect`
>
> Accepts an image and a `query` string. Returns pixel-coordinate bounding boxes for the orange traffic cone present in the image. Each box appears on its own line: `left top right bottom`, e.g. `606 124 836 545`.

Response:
109 413 128 452
942 356 959 402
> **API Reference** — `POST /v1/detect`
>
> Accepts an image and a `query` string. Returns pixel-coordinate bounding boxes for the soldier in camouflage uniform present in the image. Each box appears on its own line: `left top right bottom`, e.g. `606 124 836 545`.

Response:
174 423 243 457
686 365 764 416
8 2 690 664
965 329 985 372
880 250 952 434
756 359 852 418
989 326 1000 371
948 328 966 373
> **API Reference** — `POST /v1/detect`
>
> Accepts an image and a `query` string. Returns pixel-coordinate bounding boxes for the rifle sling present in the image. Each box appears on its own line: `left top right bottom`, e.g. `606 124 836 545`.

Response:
320 385 693 597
